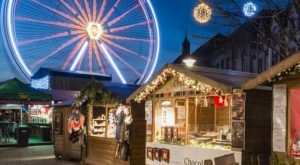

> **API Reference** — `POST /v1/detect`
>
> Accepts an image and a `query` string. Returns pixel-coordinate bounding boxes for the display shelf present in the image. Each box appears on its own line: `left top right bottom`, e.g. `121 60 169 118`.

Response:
92 114 107 137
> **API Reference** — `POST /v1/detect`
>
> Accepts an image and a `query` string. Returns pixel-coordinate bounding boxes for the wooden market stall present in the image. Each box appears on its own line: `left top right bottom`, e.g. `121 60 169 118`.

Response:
127 64 272 165
241 51 300 163
53 80 143 165
53 100 81 160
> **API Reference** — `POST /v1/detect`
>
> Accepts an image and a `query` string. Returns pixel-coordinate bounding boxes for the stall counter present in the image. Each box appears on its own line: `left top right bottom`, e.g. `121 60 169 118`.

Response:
146 142 242 165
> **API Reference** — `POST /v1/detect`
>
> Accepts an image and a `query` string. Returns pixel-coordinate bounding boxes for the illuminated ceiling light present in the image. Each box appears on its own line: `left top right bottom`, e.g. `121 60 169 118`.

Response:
183 57 196 67
70 41 89 71
193 1 212 24
243 1 257 17
99 43 127 84
87 22 103 40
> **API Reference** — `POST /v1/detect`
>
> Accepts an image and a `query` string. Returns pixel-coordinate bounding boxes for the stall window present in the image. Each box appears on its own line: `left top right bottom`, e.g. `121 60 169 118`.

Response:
154 99 186 145
188 96 231 149
92 106 107 137
28 105 53 123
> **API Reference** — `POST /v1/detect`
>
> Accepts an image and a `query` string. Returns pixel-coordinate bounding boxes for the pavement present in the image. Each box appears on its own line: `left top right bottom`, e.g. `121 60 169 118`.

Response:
0 145 80 165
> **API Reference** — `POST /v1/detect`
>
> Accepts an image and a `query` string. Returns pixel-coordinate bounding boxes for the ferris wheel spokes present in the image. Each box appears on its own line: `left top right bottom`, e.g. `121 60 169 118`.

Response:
3 0 159 84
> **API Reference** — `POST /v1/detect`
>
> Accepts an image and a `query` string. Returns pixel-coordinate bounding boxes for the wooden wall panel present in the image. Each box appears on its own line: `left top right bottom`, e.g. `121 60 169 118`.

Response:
85 137 129 165
85 101 146 165
242 89 272 165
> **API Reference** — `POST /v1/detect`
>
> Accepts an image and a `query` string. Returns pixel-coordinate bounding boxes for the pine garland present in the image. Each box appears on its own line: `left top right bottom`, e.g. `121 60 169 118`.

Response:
262 63 300 86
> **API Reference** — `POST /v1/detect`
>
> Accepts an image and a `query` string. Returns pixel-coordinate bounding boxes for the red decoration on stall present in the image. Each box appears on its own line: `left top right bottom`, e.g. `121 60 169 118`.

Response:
44 107 50 114
213 95 226 107
290 89 300 156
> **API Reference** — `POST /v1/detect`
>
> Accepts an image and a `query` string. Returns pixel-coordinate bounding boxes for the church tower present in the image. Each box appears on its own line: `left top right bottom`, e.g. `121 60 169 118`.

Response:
182 35 190 55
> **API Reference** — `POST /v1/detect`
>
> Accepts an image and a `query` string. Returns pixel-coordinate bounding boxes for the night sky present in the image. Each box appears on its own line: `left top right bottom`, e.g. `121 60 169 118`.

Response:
0 0 282 82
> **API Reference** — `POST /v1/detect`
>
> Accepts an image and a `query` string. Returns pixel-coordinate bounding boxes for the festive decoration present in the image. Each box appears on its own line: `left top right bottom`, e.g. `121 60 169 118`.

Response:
213 95 226 107
263 63 300 85
224 95 229 107
107 108 117 138
67 109 85 144
31 76 49 89
134 68 222 103
193 1 212 23
72 80 120 108
243 1 257 17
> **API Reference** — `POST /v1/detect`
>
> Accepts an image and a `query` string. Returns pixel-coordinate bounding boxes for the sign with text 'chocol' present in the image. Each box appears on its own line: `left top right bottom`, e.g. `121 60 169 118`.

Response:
146 143 242 165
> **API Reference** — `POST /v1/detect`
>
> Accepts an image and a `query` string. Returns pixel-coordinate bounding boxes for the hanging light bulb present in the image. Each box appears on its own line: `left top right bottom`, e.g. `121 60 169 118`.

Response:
193 0 212 24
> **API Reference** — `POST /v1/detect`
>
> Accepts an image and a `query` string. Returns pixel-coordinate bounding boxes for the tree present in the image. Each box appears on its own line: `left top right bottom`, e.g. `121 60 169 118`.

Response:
204 0 300 59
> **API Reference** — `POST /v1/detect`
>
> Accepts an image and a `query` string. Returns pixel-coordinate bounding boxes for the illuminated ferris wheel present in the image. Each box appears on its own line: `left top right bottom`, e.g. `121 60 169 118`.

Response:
1 0 160 84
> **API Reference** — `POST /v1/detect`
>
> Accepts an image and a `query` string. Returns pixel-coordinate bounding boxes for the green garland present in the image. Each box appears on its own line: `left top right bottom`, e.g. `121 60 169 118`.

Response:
262 63 300 86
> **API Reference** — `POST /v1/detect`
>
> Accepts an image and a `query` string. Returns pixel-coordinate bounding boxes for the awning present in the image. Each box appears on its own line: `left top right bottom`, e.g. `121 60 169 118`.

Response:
0 78 52 101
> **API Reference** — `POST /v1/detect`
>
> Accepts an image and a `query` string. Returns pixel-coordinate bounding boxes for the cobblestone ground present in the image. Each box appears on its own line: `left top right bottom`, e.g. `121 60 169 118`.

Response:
0 145 80 165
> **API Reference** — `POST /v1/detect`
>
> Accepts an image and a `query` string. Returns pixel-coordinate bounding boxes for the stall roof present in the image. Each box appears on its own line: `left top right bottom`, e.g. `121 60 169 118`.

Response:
53 82 139 107
102 82 140 101
53 99 74 107
0 78 51 101
241 52 300 90
32 67 112 81
126 64 257 103
51 89 78 101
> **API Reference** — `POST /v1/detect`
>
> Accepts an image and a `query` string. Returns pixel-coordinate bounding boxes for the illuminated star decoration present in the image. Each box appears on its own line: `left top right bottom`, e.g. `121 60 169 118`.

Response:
243 1 257 17
193 1 212 24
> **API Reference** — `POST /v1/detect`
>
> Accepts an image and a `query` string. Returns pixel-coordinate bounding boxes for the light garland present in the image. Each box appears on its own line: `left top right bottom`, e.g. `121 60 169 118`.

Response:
263 63 300 85
134 68 221 103
193 1 212 24
31 76 49 89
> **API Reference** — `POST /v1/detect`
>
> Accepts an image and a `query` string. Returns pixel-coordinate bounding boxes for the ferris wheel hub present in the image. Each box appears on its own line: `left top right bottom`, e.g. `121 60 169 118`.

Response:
87 22 103 40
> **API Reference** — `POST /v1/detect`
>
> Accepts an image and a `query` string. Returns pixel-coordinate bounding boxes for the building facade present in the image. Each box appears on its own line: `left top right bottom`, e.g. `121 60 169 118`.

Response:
175 4 300 74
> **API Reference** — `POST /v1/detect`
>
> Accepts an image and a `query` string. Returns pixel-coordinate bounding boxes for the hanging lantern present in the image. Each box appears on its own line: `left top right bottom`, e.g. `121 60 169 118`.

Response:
193 1 212 24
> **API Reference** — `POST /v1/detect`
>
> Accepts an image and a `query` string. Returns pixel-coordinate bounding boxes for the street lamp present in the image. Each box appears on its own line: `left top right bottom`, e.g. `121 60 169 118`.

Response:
183 56 196 67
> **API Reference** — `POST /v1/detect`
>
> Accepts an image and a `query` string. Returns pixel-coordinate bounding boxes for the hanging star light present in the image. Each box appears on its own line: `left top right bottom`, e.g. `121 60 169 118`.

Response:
193 0 212 24
243 1 257 17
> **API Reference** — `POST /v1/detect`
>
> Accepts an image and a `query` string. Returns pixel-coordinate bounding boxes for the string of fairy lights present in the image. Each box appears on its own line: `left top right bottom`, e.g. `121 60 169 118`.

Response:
193 0 257 24
263 63 300 86
134 68 222 103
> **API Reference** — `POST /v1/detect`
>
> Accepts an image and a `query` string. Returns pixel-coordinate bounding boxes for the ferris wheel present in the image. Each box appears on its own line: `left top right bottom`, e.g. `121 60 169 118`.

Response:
1 0 160 84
